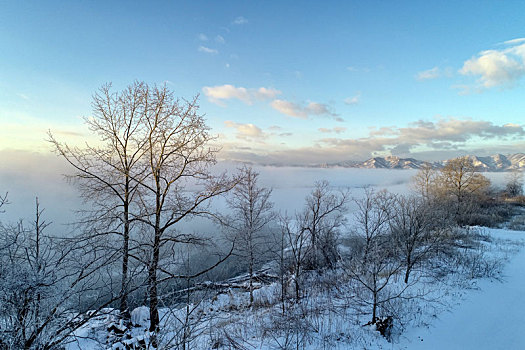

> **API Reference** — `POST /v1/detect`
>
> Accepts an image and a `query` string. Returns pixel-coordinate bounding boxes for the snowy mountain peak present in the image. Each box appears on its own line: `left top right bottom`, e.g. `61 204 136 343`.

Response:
326 153 525 171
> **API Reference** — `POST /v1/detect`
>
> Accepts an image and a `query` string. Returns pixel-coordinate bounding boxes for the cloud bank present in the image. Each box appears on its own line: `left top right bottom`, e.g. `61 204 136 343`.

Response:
219 118 525 165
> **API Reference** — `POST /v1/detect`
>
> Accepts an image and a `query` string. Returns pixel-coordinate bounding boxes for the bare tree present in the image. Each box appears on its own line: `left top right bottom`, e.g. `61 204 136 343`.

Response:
279 213 310 301
411 164 437 201
436 156 491 223
299 180 348 270
128 84 238 344
223 166 274 305
0 199 133 349
278 181 348 302
346 189 405 323
505 170 524 197
0 199 53 349
389 195 450 283
49 81 150 318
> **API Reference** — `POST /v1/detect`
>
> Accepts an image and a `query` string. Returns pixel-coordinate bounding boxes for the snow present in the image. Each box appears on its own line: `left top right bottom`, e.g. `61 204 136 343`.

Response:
131 306 150 328
396 228 525 350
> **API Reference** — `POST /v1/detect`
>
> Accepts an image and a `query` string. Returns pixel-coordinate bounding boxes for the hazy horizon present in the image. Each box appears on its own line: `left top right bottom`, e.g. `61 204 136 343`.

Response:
0 150 511 238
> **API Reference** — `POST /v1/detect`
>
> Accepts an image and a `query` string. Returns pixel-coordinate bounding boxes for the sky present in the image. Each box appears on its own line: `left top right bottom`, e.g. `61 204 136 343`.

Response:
1 0 525 165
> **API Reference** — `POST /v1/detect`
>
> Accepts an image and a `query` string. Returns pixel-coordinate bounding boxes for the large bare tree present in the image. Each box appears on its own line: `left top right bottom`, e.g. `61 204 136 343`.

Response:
50 82 238 347
49 82 150 318
129 84 238 344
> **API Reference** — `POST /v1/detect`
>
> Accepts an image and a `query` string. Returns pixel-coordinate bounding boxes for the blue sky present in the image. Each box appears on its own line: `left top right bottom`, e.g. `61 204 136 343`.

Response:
1 0 525 164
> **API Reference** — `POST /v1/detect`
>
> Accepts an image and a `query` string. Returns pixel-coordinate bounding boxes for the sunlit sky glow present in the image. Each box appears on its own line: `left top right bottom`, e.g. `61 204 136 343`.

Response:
1 1 525 164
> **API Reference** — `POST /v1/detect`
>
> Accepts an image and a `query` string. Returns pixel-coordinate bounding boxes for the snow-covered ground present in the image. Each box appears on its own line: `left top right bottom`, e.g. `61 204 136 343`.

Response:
396 228 525 350
64 226 525 350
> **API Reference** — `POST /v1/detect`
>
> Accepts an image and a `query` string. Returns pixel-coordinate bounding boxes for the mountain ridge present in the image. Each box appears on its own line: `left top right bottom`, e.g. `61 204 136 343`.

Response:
316 153 525 171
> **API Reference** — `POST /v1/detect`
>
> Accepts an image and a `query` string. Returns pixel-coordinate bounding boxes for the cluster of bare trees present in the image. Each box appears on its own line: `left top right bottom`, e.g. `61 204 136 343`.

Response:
344 188 454 326
56 82 241 347
278 181 349 301
0 197 133 349
412 158 492 225
263 158 499 344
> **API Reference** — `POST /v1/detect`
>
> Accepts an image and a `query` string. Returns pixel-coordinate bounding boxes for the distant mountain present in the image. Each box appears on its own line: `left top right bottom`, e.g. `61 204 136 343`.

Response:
447 153 525 172
323 153 525 171
327 156 437 170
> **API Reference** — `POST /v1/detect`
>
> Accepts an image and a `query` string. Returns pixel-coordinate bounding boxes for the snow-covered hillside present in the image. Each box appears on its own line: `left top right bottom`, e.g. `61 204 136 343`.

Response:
65 226 525 350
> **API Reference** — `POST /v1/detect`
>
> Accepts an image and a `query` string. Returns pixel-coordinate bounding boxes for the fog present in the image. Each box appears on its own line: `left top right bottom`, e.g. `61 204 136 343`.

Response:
0 150 511 237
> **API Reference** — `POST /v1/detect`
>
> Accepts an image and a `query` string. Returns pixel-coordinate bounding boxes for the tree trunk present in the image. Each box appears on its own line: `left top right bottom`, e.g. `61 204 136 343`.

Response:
372 292 377 323
149 190 162 347
295 268 300 300
148 237 160 345
119 193 130 319
249 251 254 305
404 256 411 284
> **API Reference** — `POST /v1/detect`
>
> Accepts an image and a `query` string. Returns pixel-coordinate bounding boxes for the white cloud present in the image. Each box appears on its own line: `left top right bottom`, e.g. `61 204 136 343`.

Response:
215 35 225 44
503 38 525 45
318 127 347 134
232 16 248 25
271 99 337 119
224 121 266 140
198 33 208 41
416 67 440 81
344 93 360 105
198 46 218 54
203 84 281 105
306 102 334 115
270 100 307 119
459 39 525 88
